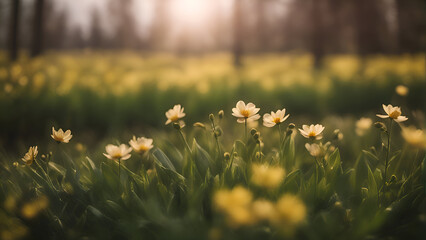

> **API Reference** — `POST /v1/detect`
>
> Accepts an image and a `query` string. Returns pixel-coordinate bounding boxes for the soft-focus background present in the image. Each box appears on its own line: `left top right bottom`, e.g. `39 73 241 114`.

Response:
0 0 425 151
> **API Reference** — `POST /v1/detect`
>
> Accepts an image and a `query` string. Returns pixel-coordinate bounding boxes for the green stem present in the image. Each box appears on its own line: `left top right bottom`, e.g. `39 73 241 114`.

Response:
210 120 221 155
244 118 247 142
383 119 393 199
118 159 121 181
178 129 192 155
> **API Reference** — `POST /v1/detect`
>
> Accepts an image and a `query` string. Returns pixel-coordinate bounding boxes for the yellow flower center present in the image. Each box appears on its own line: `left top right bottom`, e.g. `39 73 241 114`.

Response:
389 110 401 119
170 115 179 122
112 152 122 159
273 118 281 124
308 132 316 137
240 110 250 118
138 145 150 152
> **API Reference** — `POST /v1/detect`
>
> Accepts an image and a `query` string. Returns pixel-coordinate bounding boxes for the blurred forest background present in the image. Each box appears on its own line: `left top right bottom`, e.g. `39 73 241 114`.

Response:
0 0 425 151
1 0 425 63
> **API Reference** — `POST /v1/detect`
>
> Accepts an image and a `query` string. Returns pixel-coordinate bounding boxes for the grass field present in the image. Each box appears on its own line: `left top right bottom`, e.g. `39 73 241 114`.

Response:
0 52 425 239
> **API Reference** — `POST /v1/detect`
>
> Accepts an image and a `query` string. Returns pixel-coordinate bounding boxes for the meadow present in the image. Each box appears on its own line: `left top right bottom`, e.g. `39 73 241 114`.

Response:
0 52 425 239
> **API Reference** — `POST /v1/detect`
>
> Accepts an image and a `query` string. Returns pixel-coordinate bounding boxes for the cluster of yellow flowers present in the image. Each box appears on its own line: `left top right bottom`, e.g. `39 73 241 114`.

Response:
213 186 306 231
103 136 154 162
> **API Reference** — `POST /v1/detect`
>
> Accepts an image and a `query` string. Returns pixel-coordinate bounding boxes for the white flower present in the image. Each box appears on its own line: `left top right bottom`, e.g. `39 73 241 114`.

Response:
376 104 408 122
129 136 153 154
165 104 186 125
355 117 372 136
305 142 330 158
395 85 409 96
401 126 426 149
22 146 38 165
298 124 325 140
231 100 260 123
51 127 72 143
103 144 132 161
263 108 290 127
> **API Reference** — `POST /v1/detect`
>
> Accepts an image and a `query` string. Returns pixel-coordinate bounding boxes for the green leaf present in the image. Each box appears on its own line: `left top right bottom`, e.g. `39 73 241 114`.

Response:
367 164 378 200
48 162 66 177
282 136 295 169
192 139 214 177
152 148 176 172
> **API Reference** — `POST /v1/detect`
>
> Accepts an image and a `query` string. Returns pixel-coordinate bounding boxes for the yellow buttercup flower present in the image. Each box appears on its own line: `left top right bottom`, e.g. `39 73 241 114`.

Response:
165 104 186 125
22 146 38 165
401 126 426 149
298 124 325 140
51 127 72 143
232 100 260 123
103 144 132 161
263 108 290 127
376 104 408 122
273 194 306 227
129 136 154 154
213 186 255 228
355 117 372 136
251 163 285 189
395 85 409 96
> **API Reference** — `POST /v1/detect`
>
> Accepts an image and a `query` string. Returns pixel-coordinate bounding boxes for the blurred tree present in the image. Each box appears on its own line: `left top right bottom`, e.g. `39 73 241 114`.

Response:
44 0 68 50
395 0 426 53
88 8 104 49
150 0 170 50
31 0 44 57
233 0 243 67
8 0 20 61
108 0 141 49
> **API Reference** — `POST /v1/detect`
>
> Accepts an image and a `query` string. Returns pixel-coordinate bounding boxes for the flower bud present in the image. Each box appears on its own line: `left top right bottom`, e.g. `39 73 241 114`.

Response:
41 154 46 160
374 122 387 131
333 129 344 140
13 162 19 167
209 114 215 122
215 128 222 137
288 123 295 129
173 122 181 130
250 128 257 136
193 122 206 129
224 152 231 160
389 175 397 184
286 129 293 136
361 187 368 198
233 152 238 158
253 132 260 140
218 110 224 119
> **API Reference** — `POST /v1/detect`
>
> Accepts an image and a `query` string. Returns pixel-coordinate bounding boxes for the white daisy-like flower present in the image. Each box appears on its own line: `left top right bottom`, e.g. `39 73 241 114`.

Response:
298 124 325 140
355 117 372 136
376 104 408 122
401 126 426 149
51 127 72 143
165 104 186 125
263 108 290 127
22 146 38 165
129 136 153 154
305 142 330 158
231 100 260 123
103 144 132 161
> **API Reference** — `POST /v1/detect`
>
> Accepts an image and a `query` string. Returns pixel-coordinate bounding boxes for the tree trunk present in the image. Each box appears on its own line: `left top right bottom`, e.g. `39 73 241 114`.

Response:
8 0 21 61
31 0 45 57
233 0 243 67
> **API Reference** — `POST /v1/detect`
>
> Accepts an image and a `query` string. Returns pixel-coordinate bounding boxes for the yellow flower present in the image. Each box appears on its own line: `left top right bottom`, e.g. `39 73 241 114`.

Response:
51 127 72 143
21 195 49 219
305 142 330 158
213 186 255 228
165 104 186 125
355 117 372 136
252 199 275 221
273 194 306 227
22 146 38 165
395 85 409 96
232 100 260 123
251 163 285 189
103 144 132 161
376 104 408 122
298 124 325 140
401 126 426 149
263 108 290 127
129 136 153 153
